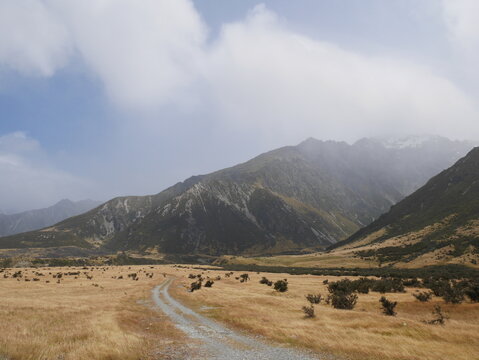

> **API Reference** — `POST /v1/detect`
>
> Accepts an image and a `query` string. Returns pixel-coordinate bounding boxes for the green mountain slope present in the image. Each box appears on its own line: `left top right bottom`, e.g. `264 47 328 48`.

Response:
334 147 479 266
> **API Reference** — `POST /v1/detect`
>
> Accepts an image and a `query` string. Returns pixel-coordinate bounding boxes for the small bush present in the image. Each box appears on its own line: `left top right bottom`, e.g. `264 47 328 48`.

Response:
379 296 397 316
274 279 288 292
306 293 322 304
259 277 273 286
239 273 249 283
190 280 202 292
413 291 433 302
425 305 448 325
302 305 315 318
204 280 214 287
331 292 357 310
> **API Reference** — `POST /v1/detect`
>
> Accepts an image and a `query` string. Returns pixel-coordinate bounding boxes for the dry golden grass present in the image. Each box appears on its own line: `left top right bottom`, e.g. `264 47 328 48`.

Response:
1 264 478 360
0 265 187 360
173 270 479 360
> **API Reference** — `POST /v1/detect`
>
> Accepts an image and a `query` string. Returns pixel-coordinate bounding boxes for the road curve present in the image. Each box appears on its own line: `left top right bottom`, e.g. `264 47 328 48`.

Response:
152 278 327 360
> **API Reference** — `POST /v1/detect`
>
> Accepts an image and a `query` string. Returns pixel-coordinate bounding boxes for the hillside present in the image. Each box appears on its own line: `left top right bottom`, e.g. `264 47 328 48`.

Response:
0 199 101 237
333 147 479 267
0 137 474 256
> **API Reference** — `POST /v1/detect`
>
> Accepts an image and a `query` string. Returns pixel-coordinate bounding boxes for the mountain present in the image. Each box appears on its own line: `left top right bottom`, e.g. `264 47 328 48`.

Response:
0 136 474 256
0 199 101 237
333 147 479 267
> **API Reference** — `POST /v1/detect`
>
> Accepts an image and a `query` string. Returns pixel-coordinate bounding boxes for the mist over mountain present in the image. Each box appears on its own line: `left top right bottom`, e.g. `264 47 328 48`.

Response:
0 136 474 256
334 146 479 267
0 199 101 237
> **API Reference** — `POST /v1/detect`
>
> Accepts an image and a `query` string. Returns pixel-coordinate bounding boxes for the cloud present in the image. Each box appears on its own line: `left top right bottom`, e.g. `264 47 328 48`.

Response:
204 5 478 142
442 0 479 52
0 0 71 76
1 1 477 143
442 0 479 85
48 0 207 109
0 132 93 212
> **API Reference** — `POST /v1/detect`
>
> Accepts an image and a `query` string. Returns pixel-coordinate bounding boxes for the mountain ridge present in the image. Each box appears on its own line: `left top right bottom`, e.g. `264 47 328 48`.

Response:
0 136 475 257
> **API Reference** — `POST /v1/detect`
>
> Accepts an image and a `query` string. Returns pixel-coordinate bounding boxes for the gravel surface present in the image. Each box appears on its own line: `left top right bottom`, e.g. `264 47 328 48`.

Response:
152 278 333 360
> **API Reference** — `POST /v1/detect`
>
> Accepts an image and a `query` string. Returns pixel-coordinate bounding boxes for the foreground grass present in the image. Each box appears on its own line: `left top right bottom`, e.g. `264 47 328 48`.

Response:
173 270 479 360
0 265 186 360
1 264 478 360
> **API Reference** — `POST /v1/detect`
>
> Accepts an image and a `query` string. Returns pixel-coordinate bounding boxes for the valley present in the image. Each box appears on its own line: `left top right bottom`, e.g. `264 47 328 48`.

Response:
0 264 478 360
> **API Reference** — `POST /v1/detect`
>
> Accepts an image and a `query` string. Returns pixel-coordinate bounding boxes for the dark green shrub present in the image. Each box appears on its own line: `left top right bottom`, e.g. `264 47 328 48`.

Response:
274 279 288 292
259 277 273 286
204 280 214 287
302 305 315 318
413 291 433 302
331 292 357 310
240 273 249 283
379 296 397 316
371 278 404 293
442 281 465 304
190 280 202 292
306 293 322 304
424 305 448 325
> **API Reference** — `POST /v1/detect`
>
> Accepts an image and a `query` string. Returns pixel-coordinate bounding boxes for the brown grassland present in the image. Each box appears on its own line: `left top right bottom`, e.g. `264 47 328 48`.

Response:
0 265 478 360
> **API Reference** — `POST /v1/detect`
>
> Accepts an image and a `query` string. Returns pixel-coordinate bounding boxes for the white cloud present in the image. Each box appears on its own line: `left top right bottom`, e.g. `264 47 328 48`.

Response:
442 0 479 85
442 0 479 51
204 5 478 142
48 0 207 109
0 1 478 143
0 0 70 76
0 132 92 212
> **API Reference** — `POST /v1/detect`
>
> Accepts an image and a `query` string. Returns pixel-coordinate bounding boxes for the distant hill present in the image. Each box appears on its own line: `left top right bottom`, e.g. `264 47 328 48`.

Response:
0 199 101 237
333 147 479 267
0 136 474 256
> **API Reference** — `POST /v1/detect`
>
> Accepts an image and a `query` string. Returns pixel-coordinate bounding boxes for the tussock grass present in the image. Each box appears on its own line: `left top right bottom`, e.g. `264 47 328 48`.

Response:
173 271 479 360
0 265 185 360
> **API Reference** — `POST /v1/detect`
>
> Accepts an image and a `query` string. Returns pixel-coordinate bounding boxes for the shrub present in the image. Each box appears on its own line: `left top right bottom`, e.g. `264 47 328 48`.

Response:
204 280 214 288
274 279 288 292
425 305 448 325
190 280 202 292
188 274 196 279
302 305 315 318
379 296 397 316
259 277 273 286
424 278 449 297
442 281 465 304
331 292 357 310
371 278 405 293
239 273 249 283
323 279 329 285
413 291 433 302
403 278 422 287
306 293 322 304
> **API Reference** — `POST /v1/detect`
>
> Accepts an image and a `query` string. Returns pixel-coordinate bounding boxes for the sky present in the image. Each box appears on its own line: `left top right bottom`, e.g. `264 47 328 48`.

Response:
1 0 479 212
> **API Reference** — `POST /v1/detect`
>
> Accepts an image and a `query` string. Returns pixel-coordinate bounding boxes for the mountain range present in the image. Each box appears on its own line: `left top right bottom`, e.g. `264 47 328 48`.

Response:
0 199 101 237
0 135 475 257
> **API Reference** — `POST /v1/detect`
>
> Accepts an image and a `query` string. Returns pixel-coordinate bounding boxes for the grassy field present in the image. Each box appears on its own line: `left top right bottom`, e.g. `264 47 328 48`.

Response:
173 269 479 360
0 264 478 360
0 265 188 360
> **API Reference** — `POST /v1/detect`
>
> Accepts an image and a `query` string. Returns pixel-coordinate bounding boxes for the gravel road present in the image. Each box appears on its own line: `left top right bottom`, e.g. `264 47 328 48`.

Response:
152 278 331 360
